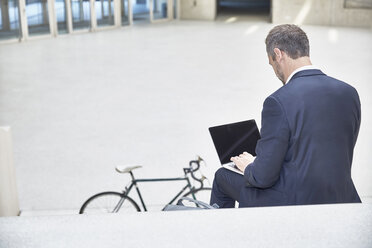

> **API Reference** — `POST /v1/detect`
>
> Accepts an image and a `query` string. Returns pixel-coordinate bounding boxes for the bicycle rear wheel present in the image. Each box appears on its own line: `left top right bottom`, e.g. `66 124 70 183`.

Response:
183 187 212 206
79 192 140 214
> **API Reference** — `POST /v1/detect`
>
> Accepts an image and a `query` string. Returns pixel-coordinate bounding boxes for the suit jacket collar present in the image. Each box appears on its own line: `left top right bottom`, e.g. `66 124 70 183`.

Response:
289 69 325 83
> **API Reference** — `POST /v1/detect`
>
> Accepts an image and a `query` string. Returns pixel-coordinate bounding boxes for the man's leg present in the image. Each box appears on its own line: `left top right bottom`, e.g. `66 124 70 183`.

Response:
210 168 245 208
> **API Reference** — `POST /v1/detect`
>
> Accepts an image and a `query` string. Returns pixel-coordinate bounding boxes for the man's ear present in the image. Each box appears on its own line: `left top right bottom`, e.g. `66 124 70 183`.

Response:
273 48 282 61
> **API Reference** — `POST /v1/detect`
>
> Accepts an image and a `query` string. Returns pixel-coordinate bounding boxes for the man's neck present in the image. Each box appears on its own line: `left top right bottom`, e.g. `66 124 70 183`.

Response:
283 56 312 83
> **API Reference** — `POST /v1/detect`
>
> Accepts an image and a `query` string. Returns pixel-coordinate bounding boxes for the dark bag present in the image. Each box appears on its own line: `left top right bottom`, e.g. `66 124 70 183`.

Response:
163 197 219 211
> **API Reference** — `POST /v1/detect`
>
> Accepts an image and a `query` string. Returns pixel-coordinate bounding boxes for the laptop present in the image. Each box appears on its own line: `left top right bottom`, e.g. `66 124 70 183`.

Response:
208 119 261 175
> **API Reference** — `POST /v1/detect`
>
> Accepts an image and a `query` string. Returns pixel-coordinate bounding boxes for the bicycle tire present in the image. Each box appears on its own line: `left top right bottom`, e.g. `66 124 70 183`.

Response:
79 191 141 214
183 187 212 206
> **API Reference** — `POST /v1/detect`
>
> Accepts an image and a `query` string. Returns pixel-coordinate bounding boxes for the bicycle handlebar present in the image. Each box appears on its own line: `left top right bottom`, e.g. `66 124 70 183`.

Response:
186 156 206 188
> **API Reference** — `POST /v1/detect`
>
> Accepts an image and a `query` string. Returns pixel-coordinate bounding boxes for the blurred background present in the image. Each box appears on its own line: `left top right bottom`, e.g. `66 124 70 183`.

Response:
0 0 371 215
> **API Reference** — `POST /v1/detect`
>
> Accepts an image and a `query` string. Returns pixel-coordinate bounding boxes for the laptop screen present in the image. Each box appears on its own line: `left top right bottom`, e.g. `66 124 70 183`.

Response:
209 119 261 164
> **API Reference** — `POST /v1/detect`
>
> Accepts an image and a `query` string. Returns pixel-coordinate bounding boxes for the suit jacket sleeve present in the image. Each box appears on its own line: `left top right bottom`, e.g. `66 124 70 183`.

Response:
244 96 290 188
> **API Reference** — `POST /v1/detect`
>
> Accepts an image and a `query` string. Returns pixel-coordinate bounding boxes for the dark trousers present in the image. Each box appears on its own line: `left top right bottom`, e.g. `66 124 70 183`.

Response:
210 168 245 208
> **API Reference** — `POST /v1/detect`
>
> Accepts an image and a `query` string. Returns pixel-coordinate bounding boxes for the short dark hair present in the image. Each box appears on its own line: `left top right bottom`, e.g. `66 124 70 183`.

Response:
265 24 310 60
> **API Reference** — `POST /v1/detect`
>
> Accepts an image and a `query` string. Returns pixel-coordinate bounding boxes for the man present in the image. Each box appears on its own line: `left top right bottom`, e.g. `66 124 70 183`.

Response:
210 24 361 208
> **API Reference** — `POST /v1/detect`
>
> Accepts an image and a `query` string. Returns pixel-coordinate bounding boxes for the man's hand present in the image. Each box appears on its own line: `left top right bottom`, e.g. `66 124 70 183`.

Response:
231 152 255 173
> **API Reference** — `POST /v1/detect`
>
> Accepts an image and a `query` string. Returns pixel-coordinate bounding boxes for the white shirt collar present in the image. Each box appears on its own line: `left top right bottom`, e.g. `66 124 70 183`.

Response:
285 65 319 84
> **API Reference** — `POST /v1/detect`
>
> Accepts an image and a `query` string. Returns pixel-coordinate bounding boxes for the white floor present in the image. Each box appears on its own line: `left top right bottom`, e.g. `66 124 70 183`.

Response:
0 17 371 215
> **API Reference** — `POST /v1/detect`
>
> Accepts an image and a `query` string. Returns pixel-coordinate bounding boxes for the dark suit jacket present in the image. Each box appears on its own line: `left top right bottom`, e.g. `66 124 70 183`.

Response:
240 69 361 207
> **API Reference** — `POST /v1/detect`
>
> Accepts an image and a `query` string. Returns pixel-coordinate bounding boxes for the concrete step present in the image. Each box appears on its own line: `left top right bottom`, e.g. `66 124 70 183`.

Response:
1 203 371 248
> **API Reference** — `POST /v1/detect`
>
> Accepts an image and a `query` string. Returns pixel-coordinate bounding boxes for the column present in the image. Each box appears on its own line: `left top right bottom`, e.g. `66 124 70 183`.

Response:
1 0 11 30
19 0 29 41
0 127 20 217
114 0 121 26
90 0 97 30
66 0 73 32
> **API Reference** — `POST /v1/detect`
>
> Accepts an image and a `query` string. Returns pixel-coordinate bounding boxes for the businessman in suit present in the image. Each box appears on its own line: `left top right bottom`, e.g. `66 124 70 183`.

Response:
210 24 361 208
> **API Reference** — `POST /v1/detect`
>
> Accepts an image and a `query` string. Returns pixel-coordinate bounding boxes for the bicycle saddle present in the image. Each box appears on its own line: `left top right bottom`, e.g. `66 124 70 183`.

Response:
115 165 142 174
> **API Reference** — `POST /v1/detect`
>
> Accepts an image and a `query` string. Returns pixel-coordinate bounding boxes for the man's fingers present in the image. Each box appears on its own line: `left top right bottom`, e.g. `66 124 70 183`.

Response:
231 156 240 162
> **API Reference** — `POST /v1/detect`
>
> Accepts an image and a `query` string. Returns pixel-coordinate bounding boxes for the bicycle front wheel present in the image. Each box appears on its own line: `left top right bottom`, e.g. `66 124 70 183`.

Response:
79 192 141 214
183 187 212 206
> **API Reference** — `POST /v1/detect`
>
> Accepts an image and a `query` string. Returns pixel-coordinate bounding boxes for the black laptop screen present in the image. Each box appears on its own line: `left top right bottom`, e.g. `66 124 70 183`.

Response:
209 120 261 164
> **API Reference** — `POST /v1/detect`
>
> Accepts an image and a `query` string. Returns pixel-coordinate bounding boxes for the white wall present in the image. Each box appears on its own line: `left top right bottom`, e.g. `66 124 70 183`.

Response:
272 0 372 28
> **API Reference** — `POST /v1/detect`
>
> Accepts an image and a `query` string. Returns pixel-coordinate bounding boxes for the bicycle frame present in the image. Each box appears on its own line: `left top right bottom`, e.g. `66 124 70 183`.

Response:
122 171 195 211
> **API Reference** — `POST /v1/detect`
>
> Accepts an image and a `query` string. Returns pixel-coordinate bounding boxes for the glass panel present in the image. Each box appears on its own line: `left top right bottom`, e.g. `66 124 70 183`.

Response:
121 0 129 25
96 0 114 27
71 0 91 30
132 0 149 23
26 0 51 36
153 0 167 20
55 0 68 34
0 0 21 40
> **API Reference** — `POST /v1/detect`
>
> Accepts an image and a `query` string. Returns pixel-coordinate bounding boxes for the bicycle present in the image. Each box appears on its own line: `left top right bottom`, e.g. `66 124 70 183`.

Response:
79 156 212 214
